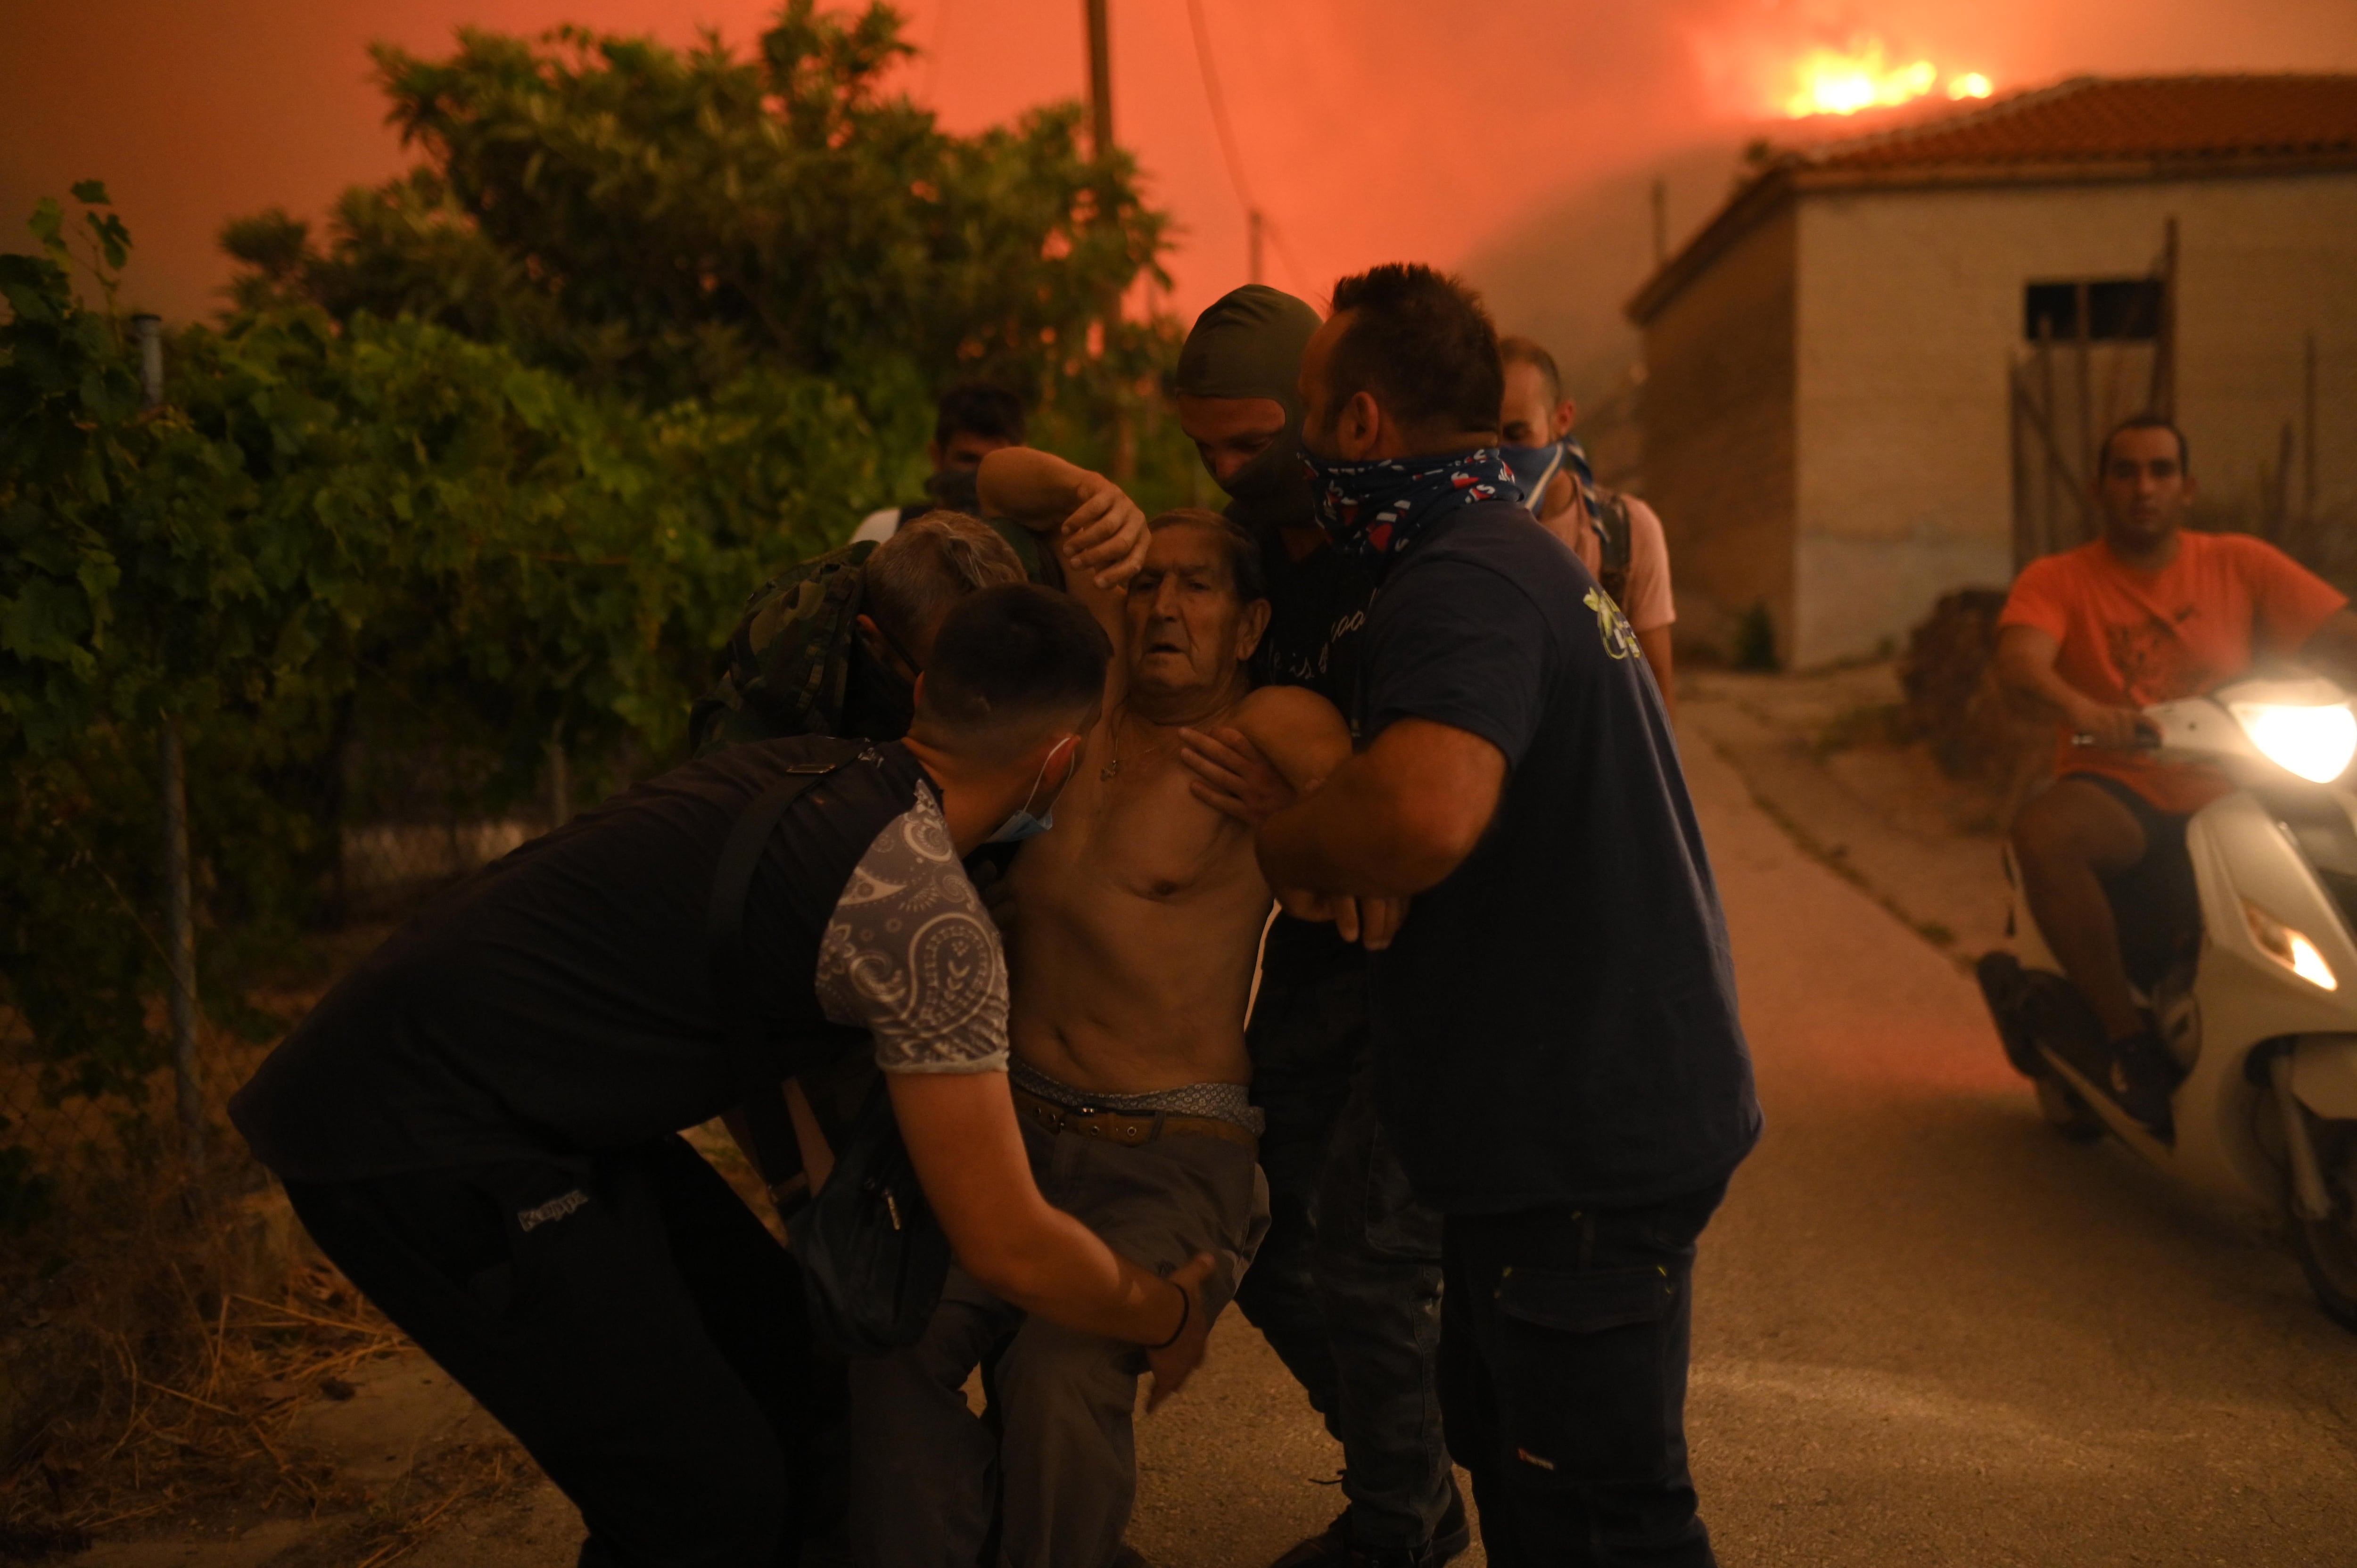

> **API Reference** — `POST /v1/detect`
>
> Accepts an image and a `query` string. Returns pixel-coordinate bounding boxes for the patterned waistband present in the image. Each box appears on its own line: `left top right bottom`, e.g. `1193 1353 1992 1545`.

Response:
1010 1059 1265 1135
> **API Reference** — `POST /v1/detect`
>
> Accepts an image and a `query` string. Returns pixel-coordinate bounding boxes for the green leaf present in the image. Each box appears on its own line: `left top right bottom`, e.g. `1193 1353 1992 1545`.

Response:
69 179 111 206
28 197 65 259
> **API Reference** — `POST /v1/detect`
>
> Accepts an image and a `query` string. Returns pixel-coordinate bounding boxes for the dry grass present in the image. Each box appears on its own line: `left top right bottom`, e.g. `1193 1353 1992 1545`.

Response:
2 1252 397 1538
0 1223 533 1567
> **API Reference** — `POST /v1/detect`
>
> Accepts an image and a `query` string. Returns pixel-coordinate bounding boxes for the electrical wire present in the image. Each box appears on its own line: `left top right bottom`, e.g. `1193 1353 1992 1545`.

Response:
1182 0 1309 293
923 0 951 105
1184 0 1258 217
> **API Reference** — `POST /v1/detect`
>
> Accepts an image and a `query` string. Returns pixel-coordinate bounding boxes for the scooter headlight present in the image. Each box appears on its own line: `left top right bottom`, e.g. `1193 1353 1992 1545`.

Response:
2229 700 2357 784
2244 899 2339 991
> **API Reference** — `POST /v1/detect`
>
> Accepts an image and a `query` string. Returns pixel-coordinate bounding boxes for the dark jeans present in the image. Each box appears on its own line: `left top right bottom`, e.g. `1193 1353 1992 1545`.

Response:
1440 1183 1728 1568
1237 955 1452 1550
285 1135 839 1568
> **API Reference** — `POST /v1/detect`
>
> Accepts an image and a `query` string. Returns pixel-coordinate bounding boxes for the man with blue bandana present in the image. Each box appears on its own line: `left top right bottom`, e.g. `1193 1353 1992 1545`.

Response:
1495 337 1679 718
1242 263 1759 1568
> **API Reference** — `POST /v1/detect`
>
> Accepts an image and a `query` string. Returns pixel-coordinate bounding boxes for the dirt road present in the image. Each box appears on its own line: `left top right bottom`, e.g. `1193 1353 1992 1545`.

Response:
78 715 2357 1567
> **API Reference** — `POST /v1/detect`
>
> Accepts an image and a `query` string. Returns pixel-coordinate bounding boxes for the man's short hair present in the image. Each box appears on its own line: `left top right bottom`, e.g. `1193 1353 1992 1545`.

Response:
918 584 1109 754
935 382 1028 449
2097 412 2190 476
1498 335 1563 404
1324 264 1502 438
865 511 1027 655
1146 509 1268 604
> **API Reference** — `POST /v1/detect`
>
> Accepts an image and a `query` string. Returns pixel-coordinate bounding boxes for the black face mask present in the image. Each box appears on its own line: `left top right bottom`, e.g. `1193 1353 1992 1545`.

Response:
922 465 981 515
1221 439 1317 532
1176 284 1325 528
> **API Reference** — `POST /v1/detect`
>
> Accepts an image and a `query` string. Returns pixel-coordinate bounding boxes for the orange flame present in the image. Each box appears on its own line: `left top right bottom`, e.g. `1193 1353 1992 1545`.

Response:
1784 40 1993 118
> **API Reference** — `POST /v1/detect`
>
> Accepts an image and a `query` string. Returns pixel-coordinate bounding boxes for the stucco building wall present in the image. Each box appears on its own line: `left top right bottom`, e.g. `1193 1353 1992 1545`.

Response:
1643 167 2357 669
1635 207 1798 661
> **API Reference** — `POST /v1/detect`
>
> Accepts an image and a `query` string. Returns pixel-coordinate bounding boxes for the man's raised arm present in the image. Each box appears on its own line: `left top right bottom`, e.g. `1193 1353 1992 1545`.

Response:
976 447 1150 591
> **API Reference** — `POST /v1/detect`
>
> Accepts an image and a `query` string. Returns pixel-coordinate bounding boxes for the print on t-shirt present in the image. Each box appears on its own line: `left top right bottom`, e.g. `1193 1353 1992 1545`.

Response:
2103 607 2211 706
1585 586 1639 662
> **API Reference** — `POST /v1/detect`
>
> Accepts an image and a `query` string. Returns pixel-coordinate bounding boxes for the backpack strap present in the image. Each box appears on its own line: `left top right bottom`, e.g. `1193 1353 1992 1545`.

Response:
1592 491 1634 575
706 744 865 1197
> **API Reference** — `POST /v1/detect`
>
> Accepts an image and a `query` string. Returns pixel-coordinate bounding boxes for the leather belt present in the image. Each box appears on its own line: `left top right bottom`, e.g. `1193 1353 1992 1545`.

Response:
1011 1085 1259 1153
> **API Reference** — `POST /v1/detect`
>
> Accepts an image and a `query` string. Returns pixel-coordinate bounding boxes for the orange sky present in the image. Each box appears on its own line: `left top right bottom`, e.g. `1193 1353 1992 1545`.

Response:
4 0 2354 335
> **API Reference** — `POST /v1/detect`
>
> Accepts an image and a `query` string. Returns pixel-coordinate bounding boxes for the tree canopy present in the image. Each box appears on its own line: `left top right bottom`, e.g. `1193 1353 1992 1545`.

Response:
222 0 1173 433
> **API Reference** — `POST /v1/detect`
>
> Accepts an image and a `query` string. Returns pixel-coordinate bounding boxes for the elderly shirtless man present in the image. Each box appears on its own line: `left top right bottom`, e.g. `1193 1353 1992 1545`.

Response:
847 453 1352 1568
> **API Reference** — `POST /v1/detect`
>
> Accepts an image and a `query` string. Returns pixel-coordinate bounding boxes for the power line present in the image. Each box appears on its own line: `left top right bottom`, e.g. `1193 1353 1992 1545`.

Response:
1184 0 1256 216
1183 0 1306 293
922 0 951 105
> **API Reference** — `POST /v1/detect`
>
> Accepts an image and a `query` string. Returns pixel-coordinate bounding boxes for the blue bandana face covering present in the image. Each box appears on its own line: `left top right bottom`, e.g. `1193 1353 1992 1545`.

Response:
1499 443 1566 511
1499 435 1605 522
1300 447 1523 578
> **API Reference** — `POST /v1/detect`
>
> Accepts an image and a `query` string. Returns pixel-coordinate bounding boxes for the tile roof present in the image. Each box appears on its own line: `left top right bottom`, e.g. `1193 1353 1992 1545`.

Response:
1628 73 2357 323
1801 74 2357 172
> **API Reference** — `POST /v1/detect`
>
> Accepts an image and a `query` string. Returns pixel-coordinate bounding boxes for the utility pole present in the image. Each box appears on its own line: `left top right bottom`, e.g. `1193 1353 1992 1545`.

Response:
1249 208 1264 286
1650 177 1669 268
1080 0 1133 478
1084 0 1113 159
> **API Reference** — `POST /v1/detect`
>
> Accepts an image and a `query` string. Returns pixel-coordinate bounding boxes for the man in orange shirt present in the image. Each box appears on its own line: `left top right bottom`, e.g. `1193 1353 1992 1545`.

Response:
1997 413 2357 1128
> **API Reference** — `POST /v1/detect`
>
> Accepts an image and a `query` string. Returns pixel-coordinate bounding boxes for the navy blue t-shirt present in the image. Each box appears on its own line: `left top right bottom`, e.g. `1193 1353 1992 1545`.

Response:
1360 501 1759 1213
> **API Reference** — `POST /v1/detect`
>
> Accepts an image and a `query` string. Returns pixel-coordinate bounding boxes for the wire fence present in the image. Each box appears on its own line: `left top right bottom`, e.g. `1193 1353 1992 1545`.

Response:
0 747 573 1314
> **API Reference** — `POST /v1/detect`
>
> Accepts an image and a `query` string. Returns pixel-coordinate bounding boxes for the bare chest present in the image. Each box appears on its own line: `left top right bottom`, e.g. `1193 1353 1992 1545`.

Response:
1018 724 1253 906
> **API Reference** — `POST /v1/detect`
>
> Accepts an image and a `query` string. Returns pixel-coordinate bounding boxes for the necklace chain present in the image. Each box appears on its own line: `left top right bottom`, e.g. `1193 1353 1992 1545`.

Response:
1101 706 1173 781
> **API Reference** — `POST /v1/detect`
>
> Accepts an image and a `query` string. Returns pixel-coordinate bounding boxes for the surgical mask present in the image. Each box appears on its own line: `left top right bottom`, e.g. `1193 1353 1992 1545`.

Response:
986 736 1079 845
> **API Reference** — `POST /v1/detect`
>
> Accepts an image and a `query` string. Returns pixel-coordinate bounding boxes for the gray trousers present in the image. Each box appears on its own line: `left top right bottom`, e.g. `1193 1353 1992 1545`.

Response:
849 1115 1269 1568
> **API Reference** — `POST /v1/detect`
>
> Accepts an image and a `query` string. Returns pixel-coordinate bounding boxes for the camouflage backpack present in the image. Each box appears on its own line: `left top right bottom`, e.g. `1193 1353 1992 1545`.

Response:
1590 490 1635 610
687 518 1052 756
690 541 881 755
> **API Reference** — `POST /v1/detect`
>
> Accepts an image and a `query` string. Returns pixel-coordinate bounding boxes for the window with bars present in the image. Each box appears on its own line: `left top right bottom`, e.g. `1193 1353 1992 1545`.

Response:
2023 279 2164 342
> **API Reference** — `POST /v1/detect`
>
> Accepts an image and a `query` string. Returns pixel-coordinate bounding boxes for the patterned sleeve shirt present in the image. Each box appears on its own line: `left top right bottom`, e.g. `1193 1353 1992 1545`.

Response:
813 781 1011 1075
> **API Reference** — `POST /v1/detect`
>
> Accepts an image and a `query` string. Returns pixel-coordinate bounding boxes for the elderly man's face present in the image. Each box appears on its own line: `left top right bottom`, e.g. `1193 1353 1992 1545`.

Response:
1124 523 1268 698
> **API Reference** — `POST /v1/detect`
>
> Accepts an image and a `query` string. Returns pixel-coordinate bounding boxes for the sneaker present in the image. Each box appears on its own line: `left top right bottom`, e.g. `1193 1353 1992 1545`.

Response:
1268 1510 1350 1568
1265 1482 1469 1568
2108 1029 2179 1135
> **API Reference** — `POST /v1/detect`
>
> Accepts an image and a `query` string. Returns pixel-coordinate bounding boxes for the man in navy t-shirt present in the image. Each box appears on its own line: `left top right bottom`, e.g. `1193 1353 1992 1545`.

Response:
1250 264 1760 1568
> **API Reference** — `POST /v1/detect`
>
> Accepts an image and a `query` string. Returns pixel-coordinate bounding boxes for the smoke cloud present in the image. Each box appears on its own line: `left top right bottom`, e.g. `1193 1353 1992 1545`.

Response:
4 0 2352 390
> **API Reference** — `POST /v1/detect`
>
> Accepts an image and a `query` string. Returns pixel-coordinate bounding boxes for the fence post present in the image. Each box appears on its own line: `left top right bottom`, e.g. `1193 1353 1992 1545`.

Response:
136 312 206 1175
547 720 571 831
160 721 205 1174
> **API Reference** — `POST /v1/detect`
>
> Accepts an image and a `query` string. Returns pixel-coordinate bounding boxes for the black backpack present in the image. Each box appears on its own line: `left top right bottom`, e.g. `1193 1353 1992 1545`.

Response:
705 747 951 1357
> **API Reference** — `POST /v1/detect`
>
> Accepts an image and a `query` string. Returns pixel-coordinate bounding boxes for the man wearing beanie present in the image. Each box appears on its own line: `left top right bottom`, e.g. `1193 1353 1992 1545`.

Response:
1173 286 1466 1568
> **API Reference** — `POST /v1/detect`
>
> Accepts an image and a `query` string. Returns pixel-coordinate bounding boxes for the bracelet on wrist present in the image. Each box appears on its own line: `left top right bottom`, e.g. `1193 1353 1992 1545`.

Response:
1148 1278 1191 1351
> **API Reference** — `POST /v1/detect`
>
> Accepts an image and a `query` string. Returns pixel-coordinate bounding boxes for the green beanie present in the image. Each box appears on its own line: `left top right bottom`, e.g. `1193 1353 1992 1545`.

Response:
1175 285 1324 518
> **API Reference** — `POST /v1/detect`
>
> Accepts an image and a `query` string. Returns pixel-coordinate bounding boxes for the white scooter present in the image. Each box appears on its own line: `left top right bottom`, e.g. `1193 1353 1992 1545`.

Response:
1977 675 2357 1330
